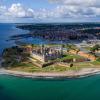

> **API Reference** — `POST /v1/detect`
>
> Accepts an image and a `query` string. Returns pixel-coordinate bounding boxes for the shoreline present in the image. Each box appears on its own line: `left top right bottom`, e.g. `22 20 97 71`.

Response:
0 68 100 79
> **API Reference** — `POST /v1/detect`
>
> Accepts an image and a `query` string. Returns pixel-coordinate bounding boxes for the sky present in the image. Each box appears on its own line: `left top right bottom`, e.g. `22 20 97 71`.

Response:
0 0 100 23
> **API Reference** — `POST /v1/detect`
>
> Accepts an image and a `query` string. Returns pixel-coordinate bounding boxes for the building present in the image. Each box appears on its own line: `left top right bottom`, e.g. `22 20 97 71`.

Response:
30 44 63 63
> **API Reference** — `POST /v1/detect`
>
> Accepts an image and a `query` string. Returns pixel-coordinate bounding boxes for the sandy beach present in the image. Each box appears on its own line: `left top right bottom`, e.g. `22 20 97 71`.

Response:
0 68 100 78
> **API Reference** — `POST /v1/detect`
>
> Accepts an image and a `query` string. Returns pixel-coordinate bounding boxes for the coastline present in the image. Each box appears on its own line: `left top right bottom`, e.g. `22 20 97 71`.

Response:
0 68 100 78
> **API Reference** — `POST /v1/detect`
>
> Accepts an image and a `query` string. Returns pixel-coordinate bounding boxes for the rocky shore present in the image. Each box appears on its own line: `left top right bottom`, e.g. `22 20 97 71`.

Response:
0 68 100 78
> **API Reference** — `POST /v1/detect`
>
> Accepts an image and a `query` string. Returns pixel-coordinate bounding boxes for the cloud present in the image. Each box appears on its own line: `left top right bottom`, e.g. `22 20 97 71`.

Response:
48 0 100 19
0 3 36 22
0 3 50 19
49 0 100 7
6 3 34 18
53 5 96 18
0 1 100 22
0 5 6 15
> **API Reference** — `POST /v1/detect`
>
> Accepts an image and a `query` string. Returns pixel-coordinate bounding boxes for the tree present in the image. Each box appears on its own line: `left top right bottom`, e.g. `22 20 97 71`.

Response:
90 44 100 54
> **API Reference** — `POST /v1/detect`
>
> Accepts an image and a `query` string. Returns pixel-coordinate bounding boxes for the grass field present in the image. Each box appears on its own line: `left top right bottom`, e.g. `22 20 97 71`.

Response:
7 59 100 73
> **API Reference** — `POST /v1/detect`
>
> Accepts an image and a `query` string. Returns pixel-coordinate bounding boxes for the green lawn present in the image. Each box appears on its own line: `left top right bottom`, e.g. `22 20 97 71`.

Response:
7 55 100 72
7 61 93 72
60 54 84 61
82 47 91 51
91 61 100 65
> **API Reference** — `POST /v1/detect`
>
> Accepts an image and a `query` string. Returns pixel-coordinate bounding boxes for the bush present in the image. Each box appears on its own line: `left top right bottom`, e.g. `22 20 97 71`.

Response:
97 58 100 62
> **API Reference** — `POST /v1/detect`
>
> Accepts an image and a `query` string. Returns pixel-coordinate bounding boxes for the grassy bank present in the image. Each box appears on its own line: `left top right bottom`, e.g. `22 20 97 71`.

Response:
7 60 100 73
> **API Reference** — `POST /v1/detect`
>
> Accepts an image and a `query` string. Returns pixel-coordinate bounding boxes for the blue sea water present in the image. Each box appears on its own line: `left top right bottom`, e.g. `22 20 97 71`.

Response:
0 23 47 55
0 24 28 55
0 74 100 100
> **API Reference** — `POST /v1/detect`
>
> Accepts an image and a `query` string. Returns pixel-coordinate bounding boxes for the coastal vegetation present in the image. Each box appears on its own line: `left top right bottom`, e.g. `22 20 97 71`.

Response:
2 46 30 67
2 43 100 73
90 44 100 54
6 60 100 73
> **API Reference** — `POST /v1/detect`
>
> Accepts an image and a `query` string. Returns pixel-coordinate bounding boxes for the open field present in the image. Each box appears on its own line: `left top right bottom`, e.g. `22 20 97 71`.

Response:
7 59 100 73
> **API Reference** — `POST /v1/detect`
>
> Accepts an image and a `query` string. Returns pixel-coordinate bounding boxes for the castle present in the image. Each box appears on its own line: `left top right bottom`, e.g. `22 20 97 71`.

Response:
30 44 63 62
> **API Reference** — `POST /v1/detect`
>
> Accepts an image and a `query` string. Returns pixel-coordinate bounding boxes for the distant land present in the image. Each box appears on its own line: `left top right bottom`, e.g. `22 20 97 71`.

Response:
9 23 100 42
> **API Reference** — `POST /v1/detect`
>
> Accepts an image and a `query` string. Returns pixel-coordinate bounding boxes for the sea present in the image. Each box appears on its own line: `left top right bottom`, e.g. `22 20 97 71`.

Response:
0 23 100 100
0 23 47 55
0 23 27 55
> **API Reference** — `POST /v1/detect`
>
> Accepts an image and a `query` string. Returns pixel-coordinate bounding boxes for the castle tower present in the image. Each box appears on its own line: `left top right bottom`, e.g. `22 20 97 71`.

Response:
26 45 32 54
40 43 45 54
40 44 47 62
